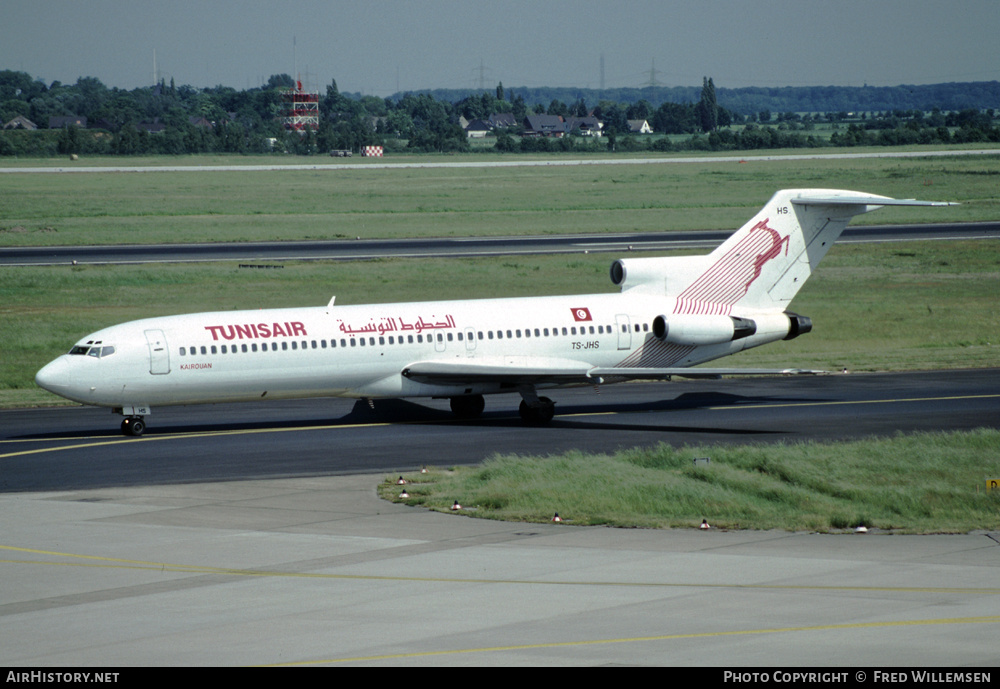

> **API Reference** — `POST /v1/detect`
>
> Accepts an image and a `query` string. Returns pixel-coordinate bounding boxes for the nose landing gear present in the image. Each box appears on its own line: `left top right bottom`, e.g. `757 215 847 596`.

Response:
121 416 146 437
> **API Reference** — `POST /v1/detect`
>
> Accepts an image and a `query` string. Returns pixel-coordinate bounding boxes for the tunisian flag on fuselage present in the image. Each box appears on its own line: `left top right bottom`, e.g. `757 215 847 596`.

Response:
571 307 592 322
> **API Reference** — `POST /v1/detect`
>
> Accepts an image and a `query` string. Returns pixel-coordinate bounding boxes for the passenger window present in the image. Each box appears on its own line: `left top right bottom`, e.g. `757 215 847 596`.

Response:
379 337 385 345
241 344 248 353
180 347 186 356
211 346 217 354
252 344 258 352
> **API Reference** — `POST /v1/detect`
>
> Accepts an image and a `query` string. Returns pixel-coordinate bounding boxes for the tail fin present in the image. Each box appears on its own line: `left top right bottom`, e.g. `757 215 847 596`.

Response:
672 189 953 313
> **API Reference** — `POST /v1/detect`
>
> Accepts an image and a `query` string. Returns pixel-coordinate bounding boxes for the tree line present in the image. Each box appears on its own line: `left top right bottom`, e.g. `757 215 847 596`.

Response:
1 69 998 157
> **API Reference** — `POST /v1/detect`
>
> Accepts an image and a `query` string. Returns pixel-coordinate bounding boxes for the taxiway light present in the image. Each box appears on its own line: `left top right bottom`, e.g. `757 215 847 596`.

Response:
700 519 710 530
552 513 561 522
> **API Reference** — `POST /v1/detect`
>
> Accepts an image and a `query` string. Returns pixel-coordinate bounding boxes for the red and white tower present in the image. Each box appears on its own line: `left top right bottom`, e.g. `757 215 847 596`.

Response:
281 80 319 133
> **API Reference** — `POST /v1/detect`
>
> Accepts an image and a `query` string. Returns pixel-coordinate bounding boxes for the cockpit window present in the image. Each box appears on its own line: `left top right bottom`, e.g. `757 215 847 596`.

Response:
69 344 116 358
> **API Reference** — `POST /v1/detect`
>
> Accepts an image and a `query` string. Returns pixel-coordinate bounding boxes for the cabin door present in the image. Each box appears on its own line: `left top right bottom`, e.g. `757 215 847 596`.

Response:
144 329 171 375
615 314 631 350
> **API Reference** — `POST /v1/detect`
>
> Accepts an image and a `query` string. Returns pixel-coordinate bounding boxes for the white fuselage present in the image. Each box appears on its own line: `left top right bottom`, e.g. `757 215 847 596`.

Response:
34 291 786 411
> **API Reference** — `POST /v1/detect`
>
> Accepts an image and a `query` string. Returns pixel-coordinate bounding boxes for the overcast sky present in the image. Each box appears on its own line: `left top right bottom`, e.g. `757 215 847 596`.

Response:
4 1 999 96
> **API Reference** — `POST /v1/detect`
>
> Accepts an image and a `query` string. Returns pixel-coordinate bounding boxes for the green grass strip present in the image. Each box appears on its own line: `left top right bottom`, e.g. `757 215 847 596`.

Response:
381 429 1000 533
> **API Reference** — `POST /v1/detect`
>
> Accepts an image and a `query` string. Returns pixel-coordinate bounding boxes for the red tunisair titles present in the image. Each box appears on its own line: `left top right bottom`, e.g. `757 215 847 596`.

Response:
204 322 308 341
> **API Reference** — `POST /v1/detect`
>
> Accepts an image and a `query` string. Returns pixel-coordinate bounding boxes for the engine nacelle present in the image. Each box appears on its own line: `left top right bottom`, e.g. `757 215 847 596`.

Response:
652 315 757 346
610 255 711 294
784 312 813 340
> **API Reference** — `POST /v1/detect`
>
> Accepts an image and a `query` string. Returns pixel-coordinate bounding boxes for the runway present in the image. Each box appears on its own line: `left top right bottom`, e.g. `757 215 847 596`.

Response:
1 370 998 666
3 222 999 266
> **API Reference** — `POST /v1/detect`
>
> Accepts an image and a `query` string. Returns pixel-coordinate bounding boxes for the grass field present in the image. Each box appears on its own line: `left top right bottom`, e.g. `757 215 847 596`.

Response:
2 149 999 247
379 430 1000 533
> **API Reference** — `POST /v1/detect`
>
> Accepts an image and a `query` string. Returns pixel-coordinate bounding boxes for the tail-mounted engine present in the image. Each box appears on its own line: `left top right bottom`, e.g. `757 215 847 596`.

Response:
784 312 812 340
652 314 757 346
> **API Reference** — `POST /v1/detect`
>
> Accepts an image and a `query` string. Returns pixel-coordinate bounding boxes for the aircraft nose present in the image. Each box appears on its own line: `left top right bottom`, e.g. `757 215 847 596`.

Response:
35 357 78 399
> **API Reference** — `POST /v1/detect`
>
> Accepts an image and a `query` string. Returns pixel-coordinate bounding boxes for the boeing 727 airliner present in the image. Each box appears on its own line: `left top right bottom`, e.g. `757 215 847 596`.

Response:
35 189 952 435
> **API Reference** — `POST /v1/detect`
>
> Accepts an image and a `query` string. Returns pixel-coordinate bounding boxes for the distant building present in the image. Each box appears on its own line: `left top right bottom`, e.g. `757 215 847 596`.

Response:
464 119 492 138
627 119 653 134
489 113 518 129
137 119 167 134
522 114 565 137
565 116 603 137
3 115 36 130
188 116 213 129
49 116 87 129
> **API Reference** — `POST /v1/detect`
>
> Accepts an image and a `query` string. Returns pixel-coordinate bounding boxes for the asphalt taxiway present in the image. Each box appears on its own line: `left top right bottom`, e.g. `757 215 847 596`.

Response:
1 370 998 666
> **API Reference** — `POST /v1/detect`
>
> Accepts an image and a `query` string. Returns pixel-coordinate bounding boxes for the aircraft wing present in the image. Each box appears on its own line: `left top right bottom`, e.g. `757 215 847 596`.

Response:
401 358 823 386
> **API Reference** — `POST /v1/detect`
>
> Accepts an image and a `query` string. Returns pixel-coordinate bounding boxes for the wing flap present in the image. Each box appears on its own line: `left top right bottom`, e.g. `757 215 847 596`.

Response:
587 367 824 381
402 358 823 386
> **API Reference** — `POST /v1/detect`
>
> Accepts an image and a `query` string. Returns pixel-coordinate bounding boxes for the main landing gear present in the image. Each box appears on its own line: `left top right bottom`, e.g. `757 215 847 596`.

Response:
518 396 555 425
450 394 486 419
121 416 146 437
448 391 556 425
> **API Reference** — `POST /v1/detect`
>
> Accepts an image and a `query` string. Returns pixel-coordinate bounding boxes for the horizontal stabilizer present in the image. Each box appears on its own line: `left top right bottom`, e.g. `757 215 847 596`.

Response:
791 195 957 208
